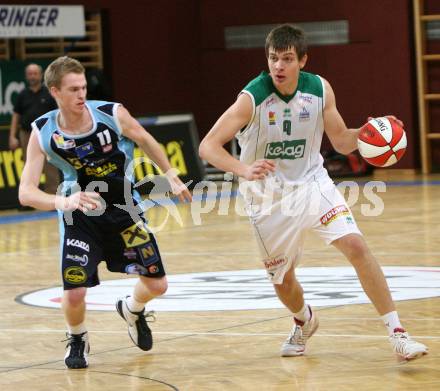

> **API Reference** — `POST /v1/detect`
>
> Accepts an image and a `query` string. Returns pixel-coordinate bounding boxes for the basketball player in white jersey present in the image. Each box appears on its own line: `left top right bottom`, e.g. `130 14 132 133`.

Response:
199 24 427 361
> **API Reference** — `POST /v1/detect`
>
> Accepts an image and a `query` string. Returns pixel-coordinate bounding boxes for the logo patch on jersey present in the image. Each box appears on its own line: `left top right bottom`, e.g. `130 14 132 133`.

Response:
268 111 276 125
64 139 76 149
67 157 84 170
53 133 65 148
85 162 118 177
320 205 350 226
300 94 313 104
283 108 291 118
120 221 151 248
299 106 310 121
264 140 306 160
265 97 276 107
53 133 76 150
75 142 94 159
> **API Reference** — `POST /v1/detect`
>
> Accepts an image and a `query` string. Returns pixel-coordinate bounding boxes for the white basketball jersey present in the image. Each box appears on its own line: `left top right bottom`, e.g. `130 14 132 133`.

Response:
237 71 328 184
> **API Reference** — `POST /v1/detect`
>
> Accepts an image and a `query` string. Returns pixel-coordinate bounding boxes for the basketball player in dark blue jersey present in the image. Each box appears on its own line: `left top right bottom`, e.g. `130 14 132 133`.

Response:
19 56 192 369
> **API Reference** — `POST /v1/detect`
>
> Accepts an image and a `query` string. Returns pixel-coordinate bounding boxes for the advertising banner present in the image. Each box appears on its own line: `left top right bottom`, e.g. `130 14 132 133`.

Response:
0 5 85 38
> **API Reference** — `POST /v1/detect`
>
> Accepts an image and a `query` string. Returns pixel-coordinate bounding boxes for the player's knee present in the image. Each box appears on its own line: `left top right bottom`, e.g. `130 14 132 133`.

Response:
63 287 87 307
342 237 373 266
142 277 168 297
349 239 369 258
336 234 369 259
151 281 168 297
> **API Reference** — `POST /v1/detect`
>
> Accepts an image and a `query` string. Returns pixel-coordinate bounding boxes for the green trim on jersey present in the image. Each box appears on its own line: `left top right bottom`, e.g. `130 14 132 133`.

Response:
243 72 274 106
297 71 323 98
243 71 322 105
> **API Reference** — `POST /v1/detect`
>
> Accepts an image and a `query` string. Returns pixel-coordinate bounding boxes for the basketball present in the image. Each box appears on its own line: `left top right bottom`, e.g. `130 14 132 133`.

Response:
357 117 407 167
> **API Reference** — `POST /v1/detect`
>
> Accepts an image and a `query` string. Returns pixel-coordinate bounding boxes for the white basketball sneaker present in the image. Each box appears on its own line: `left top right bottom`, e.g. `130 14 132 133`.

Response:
116 296 155 351
281 306 319 357
389 328 428 362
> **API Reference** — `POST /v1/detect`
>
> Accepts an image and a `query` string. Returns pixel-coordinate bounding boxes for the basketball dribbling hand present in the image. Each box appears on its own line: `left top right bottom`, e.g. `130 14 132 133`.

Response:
367 116 404 128
243 159 276 180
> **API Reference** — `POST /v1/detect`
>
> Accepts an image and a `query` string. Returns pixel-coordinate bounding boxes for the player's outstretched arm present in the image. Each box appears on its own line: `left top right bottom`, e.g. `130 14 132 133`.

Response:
117 105 192 202
199 93 275 181
323 78 361 155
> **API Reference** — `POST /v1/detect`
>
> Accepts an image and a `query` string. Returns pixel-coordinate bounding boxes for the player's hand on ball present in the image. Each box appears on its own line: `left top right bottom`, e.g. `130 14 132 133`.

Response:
367 115 404 128
358 116 407 167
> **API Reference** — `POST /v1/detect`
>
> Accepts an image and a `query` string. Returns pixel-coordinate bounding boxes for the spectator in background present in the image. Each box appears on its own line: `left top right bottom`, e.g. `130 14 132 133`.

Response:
9 63 59 197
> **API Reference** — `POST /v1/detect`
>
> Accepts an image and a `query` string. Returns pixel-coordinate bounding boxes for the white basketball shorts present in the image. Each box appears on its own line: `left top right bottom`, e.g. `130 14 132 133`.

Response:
242 175 362 284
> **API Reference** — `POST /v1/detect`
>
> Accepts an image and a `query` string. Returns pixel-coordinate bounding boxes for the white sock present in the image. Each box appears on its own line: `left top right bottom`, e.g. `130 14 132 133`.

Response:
381 311 403 336
293 303 311 323
68 322 87 335
127 295 145 313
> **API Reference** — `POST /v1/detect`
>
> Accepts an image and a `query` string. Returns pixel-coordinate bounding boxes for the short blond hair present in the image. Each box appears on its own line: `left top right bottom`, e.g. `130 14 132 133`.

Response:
44 56 85 89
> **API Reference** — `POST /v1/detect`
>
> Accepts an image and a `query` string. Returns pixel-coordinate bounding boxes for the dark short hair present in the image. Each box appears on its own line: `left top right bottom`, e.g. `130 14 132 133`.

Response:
265 24 307 59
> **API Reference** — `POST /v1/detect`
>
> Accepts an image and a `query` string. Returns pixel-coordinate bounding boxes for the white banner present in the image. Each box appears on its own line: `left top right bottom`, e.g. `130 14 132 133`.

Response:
0 5 85 38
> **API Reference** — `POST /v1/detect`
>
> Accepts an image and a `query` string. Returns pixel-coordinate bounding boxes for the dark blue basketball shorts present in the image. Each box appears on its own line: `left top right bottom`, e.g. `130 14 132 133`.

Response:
60 206 166 290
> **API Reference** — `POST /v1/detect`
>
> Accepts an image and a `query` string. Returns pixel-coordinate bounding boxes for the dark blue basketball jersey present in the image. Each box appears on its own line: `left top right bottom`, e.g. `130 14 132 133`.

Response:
32 100 142 205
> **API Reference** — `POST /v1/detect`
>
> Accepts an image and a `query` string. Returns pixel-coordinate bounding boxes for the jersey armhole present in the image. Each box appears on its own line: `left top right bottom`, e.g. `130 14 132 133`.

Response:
236 90 256 138
112 103 124 136
318 75 326 110
31 122 46 156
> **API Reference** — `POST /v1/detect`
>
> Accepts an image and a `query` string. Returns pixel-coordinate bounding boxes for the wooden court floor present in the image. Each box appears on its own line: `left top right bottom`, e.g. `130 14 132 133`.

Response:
0 172 439 390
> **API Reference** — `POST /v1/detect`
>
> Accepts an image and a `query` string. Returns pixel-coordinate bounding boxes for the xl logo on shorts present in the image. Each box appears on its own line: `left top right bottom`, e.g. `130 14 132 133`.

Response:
121 221 151 248
264 140 306 160
320 205 350 226
66 239 90 252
